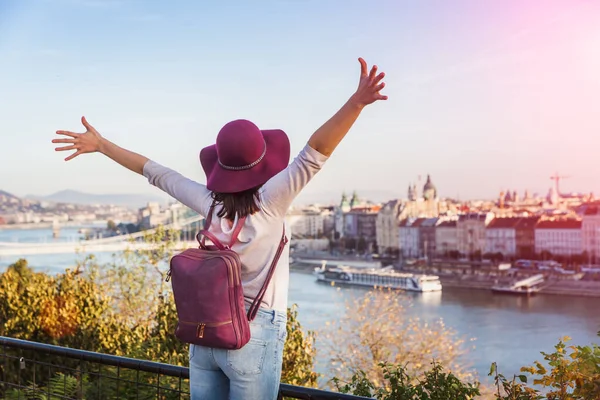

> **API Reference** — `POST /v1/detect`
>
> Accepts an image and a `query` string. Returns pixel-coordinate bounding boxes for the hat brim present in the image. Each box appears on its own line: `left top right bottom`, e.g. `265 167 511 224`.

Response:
200 129 291 193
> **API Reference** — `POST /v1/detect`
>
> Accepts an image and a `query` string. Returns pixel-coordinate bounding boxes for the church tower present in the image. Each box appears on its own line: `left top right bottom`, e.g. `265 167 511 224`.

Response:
408 184 417 201
340 192 351 212
350 191 359 209
422 174 437 201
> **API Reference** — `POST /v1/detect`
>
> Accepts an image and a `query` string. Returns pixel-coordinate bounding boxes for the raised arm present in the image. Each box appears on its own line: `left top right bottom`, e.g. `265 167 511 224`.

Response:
53 117 213 216
307 57 387 157
53 116 148 174
261 57 387 216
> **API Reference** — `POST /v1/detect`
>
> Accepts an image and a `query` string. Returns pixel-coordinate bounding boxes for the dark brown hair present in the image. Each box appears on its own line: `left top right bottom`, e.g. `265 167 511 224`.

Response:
211 186 262 221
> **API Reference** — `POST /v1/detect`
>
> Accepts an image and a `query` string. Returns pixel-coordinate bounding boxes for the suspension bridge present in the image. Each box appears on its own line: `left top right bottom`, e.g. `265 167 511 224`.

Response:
0 215 205 257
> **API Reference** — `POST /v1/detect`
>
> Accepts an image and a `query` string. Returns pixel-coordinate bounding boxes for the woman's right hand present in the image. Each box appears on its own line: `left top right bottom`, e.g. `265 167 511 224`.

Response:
351 57 388 108
53 116 104 161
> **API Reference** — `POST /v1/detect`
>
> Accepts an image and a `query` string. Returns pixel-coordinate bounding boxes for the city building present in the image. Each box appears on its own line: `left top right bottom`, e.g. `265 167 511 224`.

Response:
485 217 521 256
435 219 458 256
138 202 175 229
403 175 441 218
535 219 582 257
399 217 425 258
343 207 379 243
582 204 600 263
457 212 494 256
375 199 404 255
514 216 540 258
419 217 439 259
332 192 380 247
285 207 325 238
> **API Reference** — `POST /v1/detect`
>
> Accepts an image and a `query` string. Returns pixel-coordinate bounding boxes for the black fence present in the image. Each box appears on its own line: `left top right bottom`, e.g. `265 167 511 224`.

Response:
0 336 371 400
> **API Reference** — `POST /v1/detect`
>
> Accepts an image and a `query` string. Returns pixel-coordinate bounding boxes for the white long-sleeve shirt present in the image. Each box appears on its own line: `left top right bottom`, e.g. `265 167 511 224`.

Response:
143 144 328 312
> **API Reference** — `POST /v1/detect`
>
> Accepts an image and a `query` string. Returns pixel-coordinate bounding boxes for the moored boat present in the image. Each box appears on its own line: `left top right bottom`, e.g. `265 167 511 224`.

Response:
313 264 442 292
491 274 544 296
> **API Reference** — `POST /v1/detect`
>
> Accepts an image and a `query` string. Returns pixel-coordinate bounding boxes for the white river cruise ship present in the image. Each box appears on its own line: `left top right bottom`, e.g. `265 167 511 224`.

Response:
314 264 442 292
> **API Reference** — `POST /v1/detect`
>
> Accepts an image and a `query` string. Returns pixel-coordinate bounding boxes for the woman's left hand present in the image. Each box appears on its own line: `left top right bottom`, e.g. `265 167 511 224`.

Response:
52 116 104 161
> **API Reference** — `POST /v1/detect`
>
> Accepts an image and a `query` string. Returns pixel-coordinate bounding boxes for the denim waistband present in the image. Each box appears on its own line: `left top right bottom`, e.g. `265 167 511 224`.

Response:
245 305 286 324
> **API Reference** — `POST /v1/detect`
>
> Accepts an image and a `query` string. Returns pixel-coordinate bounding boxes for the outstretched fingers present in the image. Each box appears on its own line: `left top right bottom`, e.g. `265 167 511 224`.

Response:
64 151 82 162
375 82 386 92
55 130 79 138
369 65 378 81
52 138 76 144
373 72 385 85
55 145 77 152
81 116 95 132
358 57 368 76
356 57 389 103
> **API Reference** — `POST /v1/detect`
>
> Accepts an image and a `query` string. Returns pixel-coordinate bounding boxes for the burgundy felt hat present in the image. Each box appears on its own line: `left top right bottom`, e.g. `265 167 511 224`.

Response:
200 119 291 193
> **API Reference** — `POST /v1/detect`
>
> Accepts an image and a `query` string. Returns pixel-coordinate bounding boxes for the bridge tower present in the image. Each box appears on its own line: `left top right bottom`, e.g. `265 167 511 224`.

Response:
171 212 181 242
52 219 60 239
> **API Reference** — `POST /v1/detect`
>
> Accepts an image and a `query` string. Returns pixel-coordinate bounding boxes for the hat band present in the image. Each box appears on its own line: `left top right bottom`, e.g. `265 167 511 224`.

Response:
218 144 267 171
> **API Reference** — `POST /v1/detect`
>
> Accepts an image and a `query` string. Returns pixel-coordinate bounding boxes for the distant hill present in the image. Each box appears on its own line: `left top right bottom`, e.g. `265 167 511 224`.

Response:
26 190 165 209
0 190 20 200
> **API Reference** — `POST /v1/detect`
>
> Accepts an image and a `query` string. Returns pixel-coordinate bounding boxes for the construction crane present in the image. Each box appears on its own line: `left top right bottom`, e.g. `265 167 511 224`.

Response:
550 172 570 196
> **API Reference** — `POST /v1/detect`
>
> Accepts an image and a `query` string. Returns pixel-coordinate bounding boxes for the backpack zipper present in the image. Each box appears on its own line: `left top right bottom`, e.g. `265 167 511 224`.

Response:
167 252 239 286
179 320 232 338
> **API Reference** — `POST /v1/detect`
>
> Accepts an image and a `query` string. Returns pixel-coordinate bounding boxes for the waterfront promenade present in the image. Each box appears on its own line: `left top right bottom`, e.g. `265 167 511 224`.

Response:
0 240 199 256
1 231 599 382
0 215 204 256
291 255 600 298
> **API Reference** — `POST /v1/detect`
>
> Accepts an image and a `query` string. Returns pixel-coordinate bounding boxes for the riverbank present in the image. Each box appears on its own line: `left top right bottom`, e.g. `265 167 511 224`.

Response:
436 275 600 298
291 262 600 298
0 221 107 230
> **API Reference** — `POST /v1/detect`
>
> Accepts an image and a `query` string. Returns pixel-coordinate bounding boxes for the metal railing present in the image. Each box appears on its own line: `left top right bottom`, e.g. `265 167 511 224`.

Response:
0 336 372 400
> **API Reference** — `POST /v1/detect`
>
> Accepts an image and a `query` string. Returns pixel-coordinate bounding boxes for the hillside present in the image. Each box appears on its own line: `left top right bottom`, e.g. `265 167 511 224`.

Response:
0 190 19 201
26 190 164 208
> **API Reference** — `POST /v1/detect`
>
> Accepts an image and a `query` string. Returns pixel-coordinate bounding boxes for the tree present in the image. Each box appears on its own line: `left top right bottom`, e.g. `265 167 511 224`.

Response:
334 362 481 400
281 305 319 388
345 237 357 251
0 227 319 397
357 236 367 254
490 333 600 399
106 219 117 232
470 250 482 262
321 288 476 389
540 250 552 261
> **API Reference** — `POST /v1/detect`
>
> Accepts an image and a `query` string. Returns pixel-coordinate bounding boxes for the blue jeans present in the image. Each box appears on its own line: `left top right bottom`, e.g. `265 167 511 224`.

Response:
189 308 287 400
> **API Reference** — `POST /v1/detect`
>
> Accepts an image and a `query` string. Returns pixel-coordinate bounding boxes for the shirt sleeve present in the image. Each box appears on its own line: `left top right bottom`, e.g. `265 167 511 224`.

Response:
142 160 213 217
260 144 329 217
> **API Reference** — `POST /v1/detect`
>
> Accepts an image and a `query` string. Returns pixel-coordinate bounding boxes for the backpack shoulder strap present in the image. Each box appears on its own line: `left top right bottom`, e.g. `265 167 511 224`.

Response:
247 224 288 321
197 200 247 249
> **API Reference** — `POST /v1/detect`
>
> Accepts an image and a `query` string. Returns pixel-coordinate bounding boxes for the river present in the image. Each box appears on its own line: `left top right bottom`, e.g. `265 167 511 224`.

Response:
1 226 599 387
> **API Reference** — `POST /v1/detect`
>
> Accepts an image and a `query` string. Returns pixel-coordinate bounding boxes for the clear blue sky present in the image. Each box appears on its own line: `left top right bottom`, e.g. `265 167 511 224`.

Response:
1 0 599 204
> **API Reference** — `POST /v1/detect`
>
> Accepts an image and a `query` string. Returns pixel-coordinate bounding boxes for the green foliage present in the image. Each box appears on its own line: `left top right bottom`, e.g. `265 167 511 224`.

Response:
333 361 481 399
336 333 600 400
281 304 319 388
0 226 318 398
489 334 600 400
8 225 598 399
106 219 117 232
519 335 600 400
5 372 88 400
323 288 476 388
489 362 543 400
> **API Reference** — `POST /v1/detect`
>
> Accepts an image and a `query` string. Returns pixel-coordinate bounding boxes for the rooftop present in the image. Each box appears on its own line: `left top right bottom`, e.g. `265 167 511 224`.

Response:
536 219 582 229
437 220 457 228
486 217 522 229
458 212 490 222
